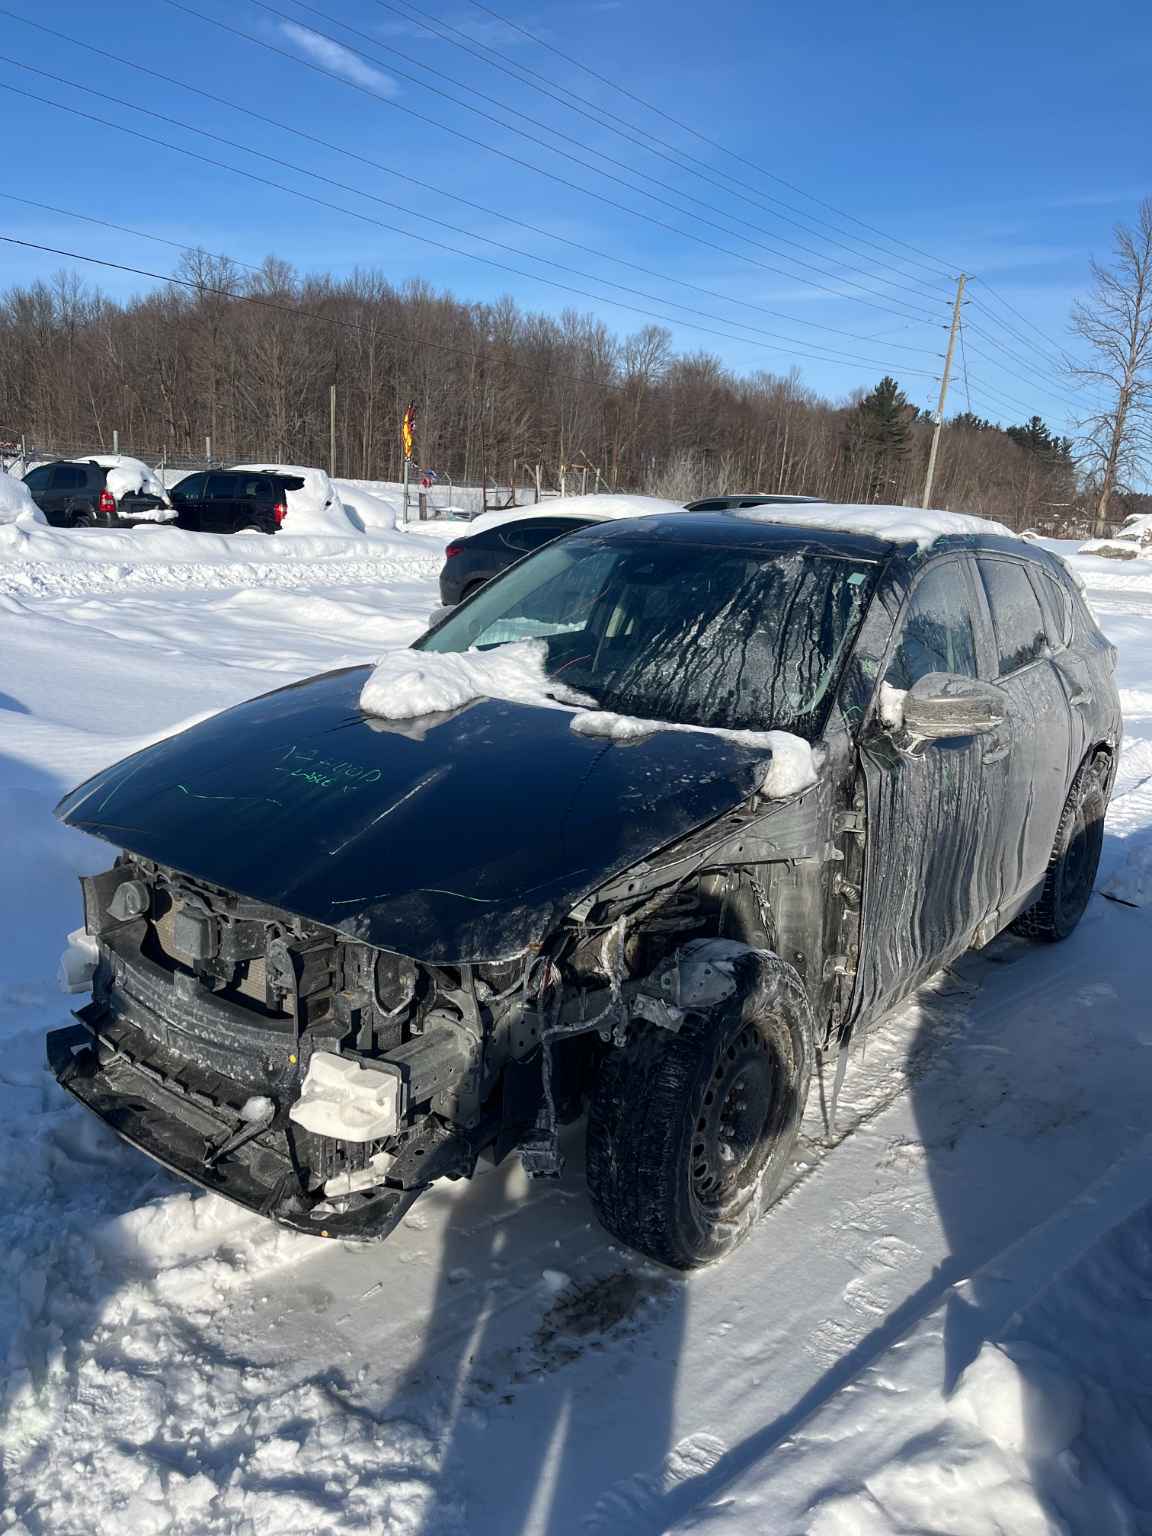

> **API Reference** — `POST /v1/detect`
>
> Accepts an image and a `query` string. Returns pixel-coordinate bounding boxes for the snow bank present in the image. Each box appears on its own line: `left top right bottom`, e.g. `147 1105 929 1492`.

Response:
1081 513 1152 560
465 492 686 538
736 500 1014 549
359 639 592 718
333 477 399 532
0 467 46 527
569 711 817 797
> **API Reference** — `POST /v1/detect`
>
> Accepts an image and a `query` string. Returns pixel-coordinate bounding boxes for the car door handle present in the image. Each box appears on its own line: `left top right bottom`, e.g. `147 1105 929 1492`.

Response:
1069 690 1091 708
984 737 1010 764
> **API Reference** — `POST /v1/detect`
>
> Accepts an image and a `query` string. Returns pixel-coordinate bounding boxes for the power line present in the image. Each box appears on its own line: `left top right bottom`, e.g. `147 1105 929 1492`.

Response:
971 279 1076 371
157 0 944 327
454 0 958 282
962 372 1054 422
0 8 943 357
0 73 946 380
289 0 950 302
962 337 1088 416
0 193 265 275
958 314 974 415
255 0 949 311
0 235 945 428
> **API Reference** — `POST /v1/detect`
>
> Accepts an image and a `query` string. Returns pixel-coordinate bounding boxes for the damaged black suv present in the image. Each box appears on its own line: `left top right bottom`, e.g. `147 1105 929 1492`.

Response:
48 511 1121 1268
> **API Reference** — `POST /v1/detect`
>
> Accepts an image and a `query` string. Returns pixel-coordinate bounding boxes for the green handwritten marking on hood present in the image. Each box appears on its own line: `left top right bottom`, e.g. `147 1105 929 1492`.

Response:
56 666 773 961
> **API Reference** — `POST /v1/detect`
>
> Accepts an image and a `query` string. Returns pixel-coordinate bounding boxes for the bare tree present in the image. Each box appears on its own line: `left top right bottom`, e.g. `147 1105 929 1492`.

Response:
1071 198 1152 537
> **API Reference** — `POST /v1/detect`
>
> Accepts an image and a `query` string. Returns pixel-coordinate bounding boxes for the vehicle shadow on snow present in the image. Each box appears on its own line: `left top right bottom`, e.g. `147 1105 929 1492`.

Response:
608 830 1150 1532
378 1133 689 1536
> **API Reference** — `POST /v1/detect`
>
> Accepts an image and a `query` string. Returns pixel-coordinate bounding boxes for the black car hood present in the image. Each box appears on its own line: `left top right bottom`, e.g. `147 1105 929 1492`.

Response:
55 667 775 961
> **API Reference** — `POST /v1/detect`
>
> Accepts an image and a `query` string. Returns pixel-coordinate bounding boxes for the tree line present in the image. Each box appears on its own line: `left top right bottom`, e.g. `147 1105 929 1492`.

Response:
0 249 1126 533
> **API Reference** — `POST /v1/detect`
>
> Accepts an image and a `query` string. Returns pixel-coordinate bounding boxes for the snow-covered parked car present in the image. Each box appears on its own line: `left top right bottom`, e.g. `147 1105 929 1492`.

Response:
20 456 174 528
48 506 1121 1268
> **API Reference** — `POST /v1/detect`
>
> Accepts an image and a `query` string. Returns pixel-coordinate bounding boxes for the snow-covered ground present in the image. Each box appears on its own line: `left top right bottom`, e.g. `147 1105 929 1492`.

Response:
1 505 1151 1536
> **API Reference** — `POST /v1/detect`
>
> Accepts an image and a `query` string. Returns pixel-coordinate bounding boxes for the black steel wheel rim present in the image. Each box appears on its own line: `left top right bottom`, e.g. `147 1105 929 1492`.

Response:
691 1023 779 1208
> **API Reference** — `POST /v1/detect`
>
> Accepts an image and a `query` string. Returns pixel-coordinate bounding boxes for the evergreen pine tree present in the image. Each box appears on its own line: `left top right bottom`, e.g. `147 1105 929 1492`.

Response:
842 376 914 499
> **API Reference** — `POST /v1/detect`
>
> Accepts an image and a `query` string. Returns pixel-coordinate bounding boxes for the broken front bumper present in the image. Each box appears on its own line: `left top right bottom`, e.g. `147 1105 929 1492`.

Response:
46 1018 418 1241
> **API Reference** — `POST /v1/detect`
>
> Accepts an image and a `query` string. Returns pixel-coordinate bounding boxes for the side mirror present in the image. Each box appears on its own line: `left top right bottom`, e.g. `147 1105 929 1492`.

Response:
893 671 1006 744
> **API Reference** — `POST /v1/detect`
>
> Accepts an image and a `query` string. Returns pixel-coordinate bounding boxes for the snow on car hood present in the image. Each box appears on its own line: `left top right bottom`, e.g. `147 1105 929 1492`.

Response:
54 666 794 961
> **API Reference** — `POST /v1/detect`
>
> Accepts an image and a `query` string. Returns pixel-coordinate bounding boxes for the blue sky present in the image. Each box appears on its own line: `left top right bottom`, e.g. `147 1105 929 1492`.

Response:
0 0 1148 435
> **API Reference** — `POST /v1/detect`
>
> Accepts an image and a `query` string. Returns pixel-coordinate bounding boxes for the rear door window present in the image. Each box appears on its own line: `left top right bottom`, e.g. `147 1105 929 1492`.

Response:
885 560 980 689
977 558 1049 676
1027 566 1073 650
49 465 87 491
234 477 274 499
500 520 586 553
22 466 51 493
205 474 237 501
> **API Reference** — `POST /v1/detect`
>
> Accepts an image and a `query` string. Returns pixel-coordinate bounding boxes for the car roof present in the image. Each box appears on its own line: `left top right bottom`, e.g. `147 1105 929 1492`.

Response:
564 511 893 560
561 509 1045 564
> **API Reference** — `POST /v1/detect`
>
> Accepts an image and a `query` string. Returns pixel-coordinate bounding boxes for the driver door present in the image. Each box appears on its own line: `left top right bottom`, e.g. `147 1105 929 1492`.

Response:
849 556 1005 1028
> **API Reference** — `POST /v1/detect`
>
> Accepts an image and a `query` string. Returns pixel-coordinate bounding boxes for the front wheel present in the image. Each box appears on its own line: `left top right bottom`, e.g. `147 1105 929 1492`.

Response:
586 948 813 1269
1012 756 1107 942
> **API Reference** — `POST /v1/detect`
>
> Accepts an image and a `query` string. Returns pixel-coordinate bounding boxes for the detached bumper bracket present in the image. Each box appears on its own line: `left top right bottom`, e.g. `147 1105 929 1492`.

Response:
45 1022 416 1241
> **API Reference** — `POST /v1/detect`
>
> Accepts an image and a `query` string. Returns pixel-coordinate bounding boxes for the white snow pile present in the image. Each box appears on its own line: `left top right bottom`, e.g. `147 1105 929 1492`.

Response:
464 492 687 538
359 639 592 718
0 467 46 527
736 500 1014 550
877 680 907 729
569 711 818 797
334 477 399 533
1081 511 1152 560
85 455 174 517
1102 832 1152 906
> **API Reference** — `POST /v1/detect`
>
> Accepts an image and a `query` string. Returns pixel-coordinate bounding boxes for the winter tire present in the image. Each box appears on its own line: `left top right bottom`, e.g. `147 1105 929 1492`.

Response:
586 948 813 1269
1011 755 1107 942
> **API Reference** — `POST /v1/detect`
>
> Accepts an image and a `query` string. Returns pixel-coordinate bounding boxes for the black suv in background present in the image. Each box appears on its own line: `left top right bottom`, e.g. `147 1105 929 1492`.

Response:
439 512 603 604
169 470 305 534
21 460 171 527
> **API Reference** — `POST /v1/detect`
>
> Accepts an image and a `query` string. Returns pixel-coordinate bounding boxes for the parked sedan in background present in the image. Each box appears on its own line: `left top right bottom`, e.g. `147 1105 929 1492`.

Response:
169 469 306 535
21 457 174 528
439 512 604 605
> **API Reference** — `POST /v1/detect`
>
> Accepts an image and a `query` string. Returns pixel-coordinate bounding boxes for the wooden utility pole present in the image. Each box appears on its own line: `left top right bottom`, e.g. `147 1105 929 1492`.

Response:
329 383 337 476
921 273 966 509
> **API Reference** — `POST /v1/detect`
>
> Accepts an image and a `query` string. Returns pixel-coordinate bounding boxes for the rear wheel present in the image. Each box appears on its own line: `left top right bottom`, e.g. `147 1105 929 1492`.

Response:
68 506 96 528
586 949 813 1269
1012 756 1107 942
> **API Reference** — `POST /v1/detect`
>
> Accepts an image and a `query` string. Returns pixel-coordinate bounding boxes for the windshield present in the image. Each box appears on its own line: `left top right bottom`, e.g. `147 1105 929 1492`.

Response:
420 535 877 738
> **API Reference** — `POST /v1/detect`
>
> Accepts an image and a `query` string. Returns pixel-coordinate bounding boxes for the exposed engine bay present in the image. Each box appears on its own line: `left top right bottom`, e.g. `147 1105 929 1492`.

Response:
49 772 839 1241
